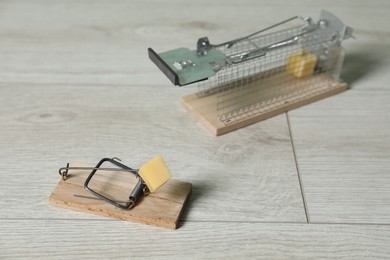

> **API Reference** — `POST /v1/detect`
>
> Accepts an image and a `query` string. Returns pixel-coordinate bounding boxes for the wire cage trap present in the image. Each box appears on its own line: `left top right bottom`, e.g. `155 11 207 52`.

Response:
149 10 353 135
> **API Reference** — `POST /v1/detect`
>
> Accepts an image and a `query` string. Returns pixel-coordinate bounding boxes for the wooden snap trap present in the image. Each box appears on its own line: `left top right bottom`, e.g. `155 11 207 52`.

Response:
149 10 353 135
49 156 192 229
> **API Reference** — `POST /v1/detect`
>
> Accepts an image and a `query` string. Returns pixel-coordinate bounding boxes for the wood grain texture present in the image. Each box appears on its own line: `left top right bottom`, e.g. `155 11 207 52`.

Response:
181 74 347 136
1 0 390 258
288 90 390 223
0 83 306 223
1 220 390 259
0 0 387 87
49 164 192 229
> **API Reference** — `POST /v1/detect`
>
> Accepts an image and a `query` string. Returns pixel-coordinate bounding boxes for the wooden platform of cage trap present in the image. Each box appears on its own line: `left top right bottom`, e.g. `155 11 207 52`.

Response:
49 163 192 229
181 73 347 136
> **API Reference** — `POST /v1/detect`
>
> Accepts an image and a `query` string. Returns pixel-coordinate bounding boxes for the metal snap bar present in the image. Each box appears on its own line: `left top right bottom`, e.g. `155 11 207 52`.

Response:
58 155 171 209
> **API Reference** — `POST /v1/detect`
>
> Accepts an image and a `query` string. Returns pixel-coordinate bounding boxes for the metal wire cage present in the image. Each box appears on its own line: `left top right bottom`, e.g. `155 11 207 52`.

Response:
149 10 353 135
197 10 352 125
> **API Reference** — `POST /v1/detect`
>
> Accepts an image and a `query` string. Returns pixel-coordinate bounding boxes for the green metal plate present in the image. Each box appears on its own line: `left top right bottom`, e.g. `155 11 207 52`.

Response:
158 47 225 86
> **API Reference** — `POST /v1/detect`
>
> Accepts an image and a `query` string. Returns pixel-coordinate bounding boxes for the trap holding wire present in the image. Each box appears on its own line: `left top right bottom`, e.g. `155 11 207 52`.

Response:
58 155 171 209
50 156 191 229
149 10 353 136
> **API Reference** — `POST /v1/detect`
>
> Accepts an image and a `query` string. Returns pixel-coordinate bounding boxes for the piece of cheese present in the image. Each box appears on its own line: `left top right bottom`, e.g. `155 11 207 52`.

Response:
138 155 171 193
287 49 317 78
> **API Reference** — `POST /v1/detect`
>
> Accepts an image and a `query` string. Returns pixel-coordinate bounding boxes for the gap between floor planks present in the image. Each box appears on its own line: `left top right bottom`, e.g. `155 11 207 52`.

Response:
286 112 310 223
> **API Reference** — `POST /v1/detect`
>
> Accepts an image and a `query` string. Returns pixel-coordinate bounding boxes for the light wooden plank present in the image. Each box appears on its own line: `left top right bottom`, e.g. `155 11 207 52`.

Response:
0 83 306 222
1 220 390 259
0 0 388 88
181 74 347 136
1 0 390 257
49 165 192 229
288 90 390 223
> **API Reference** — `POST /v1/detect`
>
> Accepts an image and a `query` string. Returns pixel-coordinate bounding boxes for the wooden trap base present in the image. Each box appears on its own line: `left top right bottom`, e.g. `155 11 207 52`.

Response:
49 163 192 229
181 73 347 136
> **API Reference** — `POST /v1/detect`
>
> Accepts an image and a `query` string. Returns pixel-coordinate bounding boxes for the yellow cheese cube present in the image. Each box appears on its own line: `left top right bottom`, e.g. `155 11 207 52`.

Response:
138 155 171 193
287 49 317 78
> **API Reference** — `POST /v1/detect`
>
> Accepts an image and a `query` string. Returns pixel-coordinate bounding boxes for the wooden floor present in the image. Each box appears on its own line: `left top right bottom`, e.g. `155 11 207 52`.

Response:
1 0 389 258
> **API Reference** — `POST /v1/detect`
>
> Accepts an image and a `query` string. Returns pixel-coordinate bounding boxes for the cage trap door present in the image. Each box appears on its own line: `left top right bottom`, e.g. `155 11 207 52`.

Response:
49 163 192 229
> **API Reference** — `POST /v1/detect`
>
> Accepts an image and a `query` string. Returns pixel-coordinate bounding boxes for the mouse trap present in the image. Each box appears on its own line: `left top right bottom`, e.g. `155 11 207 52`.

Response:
149 10 353 135
49 156 192 229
